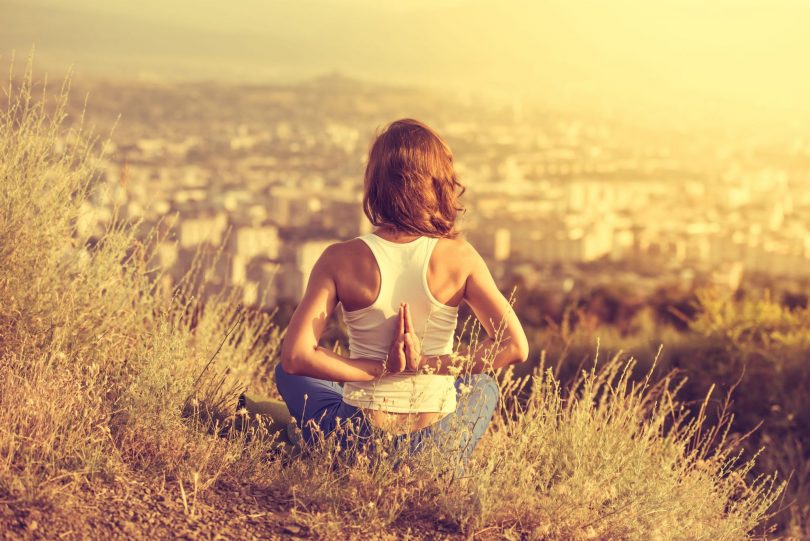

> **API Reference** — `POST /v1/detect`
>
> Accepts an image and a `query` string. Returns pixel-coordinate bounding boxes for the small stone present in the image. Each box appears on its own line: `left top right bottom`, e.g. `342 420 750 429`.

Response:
119 520 138 535
282 524 303 535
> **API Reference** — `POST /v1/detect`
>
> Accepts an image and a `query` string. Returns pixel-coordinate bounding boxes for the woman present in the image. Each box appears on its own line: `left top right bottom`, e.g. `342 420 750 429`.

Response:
275 118 529 471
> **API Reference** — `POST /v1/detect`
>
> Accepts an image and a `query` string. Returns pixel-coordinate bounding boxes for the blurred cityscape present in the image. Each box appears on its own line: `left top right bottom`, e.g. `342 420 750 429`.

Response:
67 74 810 316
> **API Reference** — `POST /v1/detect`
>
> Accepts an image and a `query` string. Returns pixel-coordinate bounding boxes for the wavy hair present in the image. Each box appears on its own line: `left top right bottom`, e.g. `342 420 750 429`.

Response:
362 119 466 239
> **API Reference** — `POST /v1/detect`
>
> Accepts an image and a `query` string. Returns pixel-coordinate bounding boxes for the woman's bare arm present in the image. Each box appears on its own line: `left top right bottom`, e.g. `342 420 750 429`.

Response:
418 242 529 375
279 245 386 382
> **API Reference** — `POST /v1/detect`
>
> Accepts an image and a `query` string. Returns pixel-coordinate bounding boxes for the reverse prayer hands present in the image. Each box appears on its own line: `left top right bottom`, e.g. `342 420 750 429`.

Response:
384 302 423 374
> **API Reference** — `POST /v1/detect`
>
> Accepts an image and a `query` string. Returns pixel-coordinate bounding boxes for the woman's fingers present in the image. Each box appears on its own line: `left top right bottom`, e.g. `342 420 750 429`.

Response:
388 303 422 374
387 321 408 373
400 341 408 370
404 302 414 334
403 333 414 367
388 337 405 373
391 344 408 372
403 333 421 372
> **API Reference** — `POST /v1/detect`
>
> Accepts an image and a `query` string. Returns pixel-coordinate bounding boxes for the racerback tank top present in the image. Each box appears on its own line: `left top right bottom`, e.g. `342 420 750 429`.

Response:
341 233 459 414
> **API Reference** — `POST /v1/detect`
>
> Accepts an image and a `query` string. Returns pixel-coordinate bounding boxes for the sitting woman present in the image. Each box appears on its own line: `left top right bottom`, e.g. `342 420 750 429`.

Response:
275 118 529 470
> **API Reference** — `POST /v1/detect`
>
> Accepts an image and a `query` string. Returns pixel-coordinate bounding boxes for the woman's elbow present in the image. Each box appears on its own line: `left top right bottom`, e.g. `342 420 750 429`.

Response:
511 334 530 365
280 344 308 375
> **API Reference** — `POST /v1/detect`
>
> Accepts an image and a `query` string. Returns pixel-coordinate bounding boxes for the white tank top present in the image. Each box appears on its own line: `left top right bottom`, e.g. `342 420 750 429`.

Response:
341 233 459 414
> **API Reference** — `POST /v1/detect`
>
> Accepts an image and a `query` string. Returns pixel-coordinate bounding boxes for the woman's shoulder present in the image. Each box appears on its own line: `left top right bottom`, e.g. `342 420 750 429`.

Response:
322 234 481 269
319 237 372 264
434 234 482 274
437 232 479 254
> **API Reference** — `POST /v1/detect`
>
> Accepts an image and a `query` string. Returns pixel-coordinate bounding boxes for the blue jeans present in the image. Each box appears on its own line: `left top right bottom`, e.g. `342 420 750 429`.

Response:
274 363 499 475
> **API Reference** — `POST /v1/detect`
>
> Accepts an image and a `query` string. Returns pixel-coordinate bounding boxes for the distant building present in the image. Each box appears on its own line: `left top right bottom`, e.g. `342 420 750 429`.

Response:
275 238 341 302
466 225 511 263
511 221 612 264
243 258 282 307
178 212 228 249
231 225 281 260
494 228 510 261
318 198 369 238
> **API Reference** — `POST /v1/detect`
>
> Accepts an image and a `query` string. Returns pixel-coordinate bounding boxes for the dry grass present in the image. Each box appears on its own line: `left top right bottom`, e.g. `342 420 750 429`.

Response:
542 290 810 537
0 56 281 506
0 58 785 540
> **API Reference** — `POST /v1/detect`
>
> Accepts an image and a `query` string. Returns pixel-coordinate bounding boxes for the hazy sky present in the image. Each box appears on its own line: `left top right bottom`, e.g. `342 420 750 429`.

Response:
3 0 809 122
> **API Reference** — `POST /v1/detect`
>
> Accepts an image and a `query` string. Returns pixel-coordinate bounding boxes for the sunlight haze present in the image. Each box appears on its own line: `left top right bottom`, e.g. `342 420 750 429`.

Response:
3 0 809 122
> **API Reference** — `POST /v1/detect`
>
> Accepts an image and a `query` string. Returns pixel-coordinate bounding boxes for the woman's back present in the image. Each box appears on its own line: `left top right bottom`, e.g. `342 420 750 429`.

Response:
335 232 468 315
338 231 463 413
341 232 460 358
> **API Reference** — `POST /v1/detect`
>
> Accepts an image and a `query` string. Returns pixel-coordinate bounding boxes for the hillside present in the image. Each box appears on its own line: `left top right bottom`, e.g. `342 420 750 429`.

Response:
0 67 785 540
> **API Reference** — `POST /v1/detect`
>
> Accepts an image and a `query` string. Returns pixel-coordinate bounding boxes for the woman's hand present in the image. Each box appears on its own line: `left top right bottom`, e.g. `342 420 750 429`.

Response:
401 302 422 372
385 302 423 374
385 303 408 373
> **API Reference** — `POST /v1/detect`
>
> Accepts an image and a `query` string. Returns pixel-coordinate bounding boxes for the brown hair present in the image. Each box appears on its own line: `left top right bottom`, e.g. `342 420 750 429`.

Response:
362 119 466 239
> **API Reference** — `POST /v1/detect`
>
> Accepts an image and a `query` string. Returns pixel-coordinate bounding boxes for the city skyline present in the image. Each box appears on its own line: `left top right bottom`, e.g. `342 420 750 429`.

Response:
49 73 810 316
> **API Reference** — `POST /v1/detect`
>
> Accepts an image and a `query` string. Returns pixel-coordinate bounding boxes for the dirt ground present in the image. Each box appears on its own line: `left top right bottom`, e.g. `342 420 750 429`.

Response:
0 476 463 541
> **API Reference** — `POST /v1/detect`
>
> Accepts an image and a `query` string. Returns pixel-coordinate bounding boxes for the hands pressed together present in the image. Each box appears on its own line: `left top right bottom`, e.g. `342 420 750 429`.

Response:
385 302 423 375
